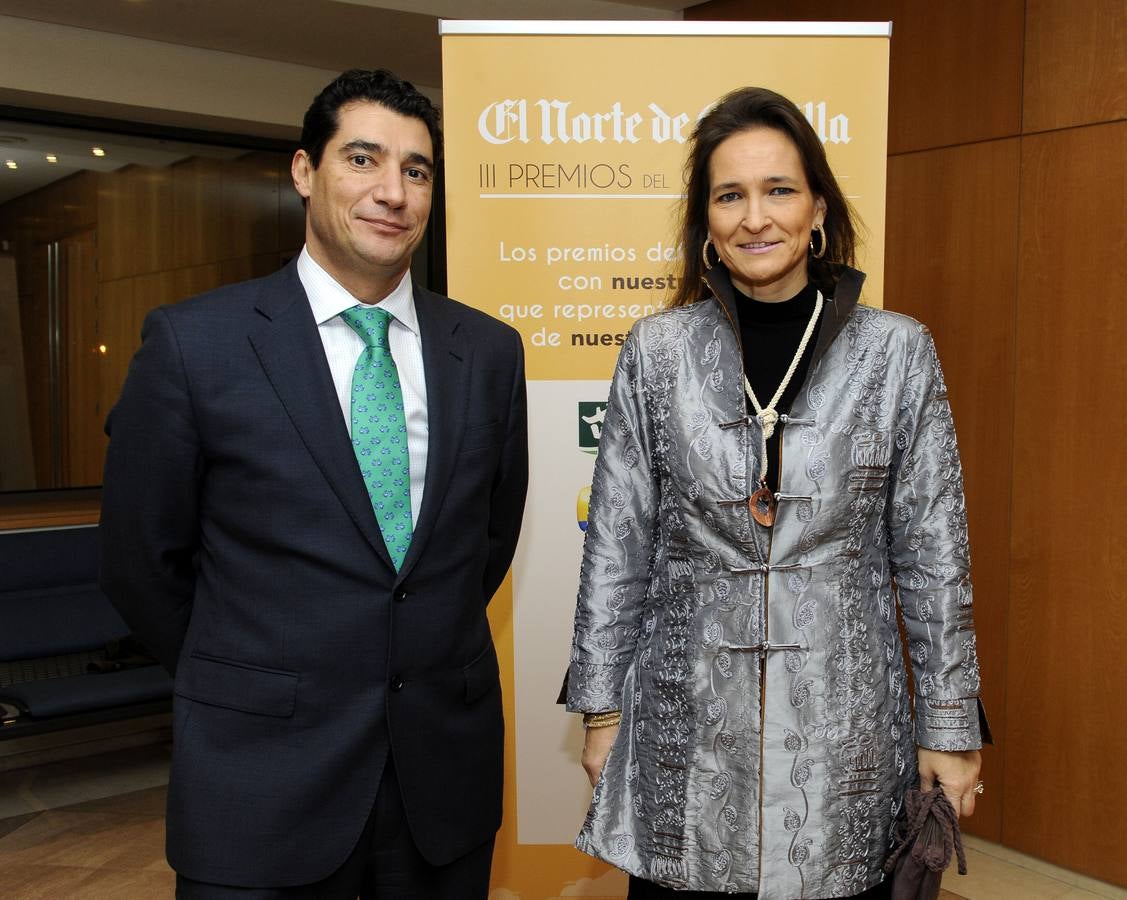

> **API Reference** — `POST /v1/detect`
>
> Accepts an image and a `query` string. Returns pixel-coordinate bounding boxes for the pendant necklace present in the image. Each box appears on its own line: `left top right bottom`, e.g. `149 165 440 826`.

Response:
745 290 823 527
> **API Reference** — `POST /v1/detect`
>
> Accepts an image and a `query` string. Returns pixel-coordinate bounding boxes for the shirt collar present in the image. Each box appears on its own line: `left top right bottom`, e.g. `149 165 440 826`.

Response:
297 245 419 335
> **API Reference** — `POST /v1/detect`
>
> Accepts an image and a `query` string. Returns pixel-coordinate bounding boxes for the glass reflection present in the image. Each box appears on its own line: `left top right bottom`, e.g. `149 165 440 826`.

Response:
0 118 303 491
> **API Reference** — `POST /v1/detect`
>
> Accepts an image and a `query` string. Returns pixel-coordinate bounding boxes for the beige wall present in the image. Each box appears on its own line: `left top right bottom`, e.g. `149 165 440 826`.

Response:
689 0 1127 886
0 14 352 139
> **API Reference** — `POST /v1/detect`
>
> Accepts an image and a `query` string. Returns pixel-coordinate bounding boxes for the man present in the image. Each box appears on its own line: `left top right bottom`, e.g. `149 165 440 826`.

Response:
100 69 527 898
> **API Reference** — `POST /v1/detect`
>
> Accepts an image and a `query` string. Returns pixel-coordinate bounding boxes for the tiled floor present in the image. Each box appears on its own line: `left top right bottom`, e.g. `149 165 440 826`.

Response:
0 744 175 899
0 788 174 898
0 747 1124 899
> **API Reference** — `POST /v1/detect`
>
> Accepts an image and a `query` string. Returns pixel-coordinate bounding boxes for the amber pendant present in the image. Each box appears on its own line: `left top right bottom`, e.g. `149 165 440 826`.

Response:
749 482 777 527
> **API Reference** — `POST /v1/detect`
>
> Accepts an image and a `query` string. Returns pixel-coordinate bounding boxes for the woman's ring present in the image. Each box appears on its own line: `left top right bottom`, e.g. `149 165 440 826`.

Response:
973 781 985 795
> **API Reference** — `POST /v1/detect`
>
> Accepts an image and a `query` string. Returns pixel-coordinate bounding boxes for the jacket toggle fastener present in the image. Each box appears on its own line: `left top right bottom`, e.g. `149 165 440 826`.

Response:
731 562 803 574
721 640 805 653
719 493 811 507
718 413 815 430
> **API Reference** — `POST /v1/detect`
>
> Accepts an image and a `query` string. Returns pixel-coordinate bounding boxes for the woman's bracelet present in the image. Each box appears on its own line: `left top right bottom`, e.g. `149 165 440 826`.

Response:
583 711 622 728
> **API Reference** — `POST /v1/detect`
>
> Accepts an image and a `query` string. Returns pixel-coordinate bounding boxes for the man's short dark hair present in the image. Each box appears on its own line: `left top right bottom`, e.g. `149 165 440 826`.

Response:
301 69 443 168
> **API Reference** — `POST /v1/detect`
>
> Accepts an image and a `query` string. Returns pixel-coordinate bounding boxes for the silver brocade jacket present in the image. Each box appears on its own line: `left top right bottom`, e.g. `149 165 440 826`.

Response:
567 268 986 898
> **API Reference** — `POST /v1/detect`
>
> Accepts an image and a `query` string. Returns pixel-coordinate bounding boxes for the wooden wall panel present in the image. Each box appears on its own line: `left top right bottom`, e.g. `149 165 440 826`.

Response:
0 127 297 519
0 254 35 490
171 156 226 271
59 228 103 487
1006 121 1127 886
686 0 1025 153
97 276 135 434
171 152 281 270
221 152 283 261
0 170 98 246
133 263 224 311
96 164 175 282
21 244 50 488
884 139 1021 842
1023 0 1127 133
278 153 306 254
0 172 100 487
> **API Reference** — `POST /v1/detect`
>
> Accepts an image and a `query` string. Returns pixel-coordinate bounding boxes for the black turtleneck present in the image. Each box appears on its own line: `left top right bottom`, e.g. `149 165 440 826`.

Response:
734 281 822 494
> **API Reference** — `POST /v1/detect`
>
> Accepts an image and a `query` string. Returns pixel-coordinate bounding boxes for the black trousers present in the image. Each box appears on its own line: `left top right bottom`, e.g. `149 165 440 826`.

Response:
627 874 893 899
176 759 494 899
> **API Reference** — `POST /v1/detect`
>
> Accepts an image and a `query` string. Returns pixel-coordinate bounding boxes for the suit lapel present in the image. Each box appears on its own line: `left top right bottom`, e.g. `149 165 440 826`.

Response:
247 262 393 568
398 285 470 581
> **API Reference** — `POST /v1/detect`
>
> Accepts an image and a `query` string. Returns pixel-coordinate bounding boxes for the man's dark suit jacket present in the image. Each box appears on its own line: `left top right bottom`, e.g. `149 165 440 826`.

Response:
99 260 528 888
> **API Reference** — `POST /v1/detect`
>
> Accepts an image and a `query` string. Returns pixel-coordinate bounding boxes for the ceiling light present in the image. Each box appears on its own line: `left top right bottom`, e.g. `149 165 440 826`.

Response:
45 154 58 164
91 146 106 157
4 160 17 170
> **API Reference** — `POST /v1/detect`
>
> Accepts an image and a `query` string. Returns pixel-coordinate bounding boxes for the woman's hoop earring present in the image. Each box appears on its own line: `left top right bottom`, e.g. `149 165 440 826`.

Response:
702 236 716 271
809 223 827 260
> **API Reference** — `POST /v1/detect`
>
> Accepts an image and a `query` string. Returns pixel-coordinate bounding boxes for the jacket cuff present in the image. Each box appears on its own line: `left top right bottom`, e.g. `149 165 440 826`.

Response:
915 696 990 750
565 661 626 714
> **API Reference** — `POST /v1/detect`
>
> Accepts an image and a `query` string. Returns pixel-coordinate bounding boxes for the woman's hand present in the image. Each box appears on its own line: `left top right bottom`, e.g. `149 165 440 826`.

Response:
917 747 982 817
581 724 619 787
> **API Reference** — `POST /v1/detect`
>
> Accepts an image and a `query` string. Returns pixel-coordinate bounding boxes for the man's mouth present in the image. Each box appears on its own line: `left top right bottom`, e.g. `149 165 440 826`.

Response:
359 217 408 232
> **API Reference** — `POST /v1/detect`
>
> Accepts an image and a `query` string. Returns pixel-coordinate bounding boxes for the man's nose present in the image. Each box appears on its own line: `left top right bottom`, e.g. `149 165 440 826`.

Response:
373 170 406 207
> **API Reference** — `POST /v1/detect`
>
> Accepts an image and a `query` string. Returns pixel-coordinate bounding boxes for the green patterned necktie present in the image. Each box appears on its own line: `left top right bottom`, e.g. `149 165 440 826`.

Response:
340 305 412 569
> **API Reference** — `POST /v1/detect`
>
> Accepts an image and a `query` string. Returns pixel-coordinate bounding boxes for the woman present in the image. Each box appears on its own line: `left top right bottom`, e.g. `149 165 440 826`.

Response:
566 87 987 899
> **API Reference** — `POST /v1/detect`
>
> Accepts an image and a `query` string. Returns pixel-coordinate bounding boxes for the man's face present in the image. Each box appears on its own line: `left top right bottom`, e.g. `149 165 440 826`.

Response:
292 101 433 293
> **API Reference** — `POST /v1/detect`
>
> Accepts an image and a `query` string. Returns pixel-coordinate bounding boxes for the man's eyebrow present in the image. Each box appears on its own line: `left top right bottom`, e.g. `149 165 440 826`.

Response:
404 151 434 171
340 139 385 155
339 141 432 171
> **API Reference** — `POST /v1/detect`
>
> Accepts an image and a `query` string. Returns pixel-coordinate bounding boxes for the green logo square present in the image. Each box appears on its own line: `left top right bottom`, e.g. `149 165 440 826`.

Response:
578 401 608 454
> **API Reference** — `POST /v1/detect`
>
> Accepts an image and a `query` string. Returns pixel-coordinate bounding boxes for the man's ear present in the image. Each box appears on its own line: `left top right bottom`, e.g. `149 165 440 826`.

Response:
291 149 313 200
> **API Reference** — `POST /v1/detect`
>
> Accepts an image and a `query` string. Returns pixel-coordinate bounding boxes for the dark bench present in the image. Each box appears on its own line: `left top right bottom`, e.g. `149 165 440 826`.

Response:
0 524 172 738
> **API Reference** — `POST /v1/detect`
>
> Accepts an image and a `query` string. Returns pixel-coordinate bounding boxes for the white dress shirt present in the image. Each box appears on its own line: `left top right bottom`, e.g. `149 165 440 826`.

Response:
297 246 428 527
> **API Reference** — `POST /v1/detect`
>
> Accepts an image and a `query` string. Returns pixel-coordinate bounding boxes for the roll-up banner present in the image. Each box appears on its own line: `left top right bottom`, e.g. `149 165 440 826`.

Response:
439 21 891 896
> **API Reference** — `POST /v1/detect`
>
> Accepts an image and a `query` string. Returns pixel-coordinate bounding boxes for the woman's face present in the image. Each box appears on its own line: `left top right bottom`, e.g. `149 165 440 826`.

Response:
706 126 826 302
